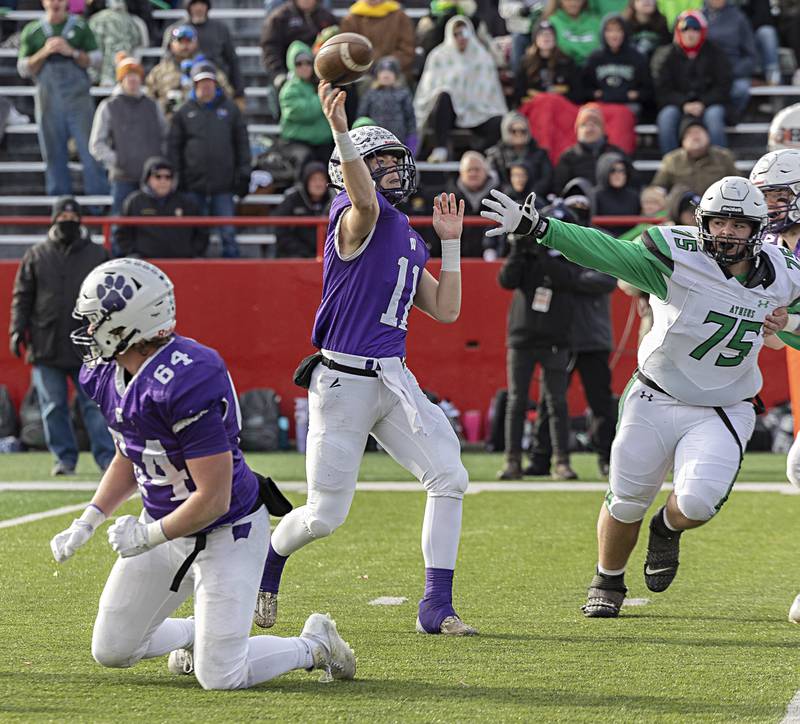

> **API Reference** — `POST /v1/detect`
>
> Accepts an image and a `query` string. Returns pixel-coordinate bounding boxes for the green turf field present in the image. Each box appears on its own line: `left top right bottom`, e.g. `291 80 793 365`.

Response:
2 452 800 722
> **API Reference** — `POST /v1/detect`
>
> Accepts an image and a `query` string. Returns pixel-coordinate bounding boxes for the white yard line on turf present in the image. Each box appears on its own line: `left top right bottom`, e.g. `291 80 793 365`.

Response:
0 501 92 529
2 481 800 494
780 689 800 723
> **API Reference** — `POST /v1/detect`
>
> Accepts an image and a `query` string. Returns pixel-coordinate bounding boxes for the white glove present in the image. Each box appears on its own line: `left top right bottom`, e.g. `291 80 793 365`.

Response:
50 505 106 563
481 189 541 238
107 514 168 558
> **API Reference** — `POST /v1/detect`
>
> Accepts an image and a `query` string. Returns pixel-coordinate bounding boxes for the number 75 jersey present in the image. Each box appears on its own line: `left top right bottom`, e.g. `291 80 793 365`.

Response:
312 190 430 359
79 335 258 527
638 226 800 406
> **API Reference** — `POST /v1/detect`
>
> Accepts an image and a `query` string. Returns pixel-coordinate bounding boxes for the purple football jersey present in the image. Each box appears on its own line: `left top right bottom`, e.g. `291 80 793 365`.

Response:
312 190 430 358
79 335 258 529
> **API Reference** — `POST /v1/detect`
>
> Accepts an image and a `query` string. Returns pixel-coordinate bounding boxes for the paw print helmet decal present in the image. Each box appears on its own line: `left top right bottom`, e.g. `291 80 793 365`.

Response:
71 258 177 363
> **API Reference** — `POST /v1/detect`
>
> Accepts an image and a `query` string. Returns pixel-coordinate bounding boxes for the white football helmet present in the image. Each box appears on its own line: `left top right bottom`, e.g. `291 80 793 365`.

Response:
71 258 176 362
695 177 768 264
749 149 800 232
329 125 416 205
768 103 800 152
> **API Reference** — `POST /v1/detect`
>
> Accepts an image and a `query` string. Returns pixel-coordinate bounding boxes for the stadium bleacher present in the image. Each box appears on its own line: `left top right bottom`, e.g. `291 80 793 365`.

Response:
0 0 796 256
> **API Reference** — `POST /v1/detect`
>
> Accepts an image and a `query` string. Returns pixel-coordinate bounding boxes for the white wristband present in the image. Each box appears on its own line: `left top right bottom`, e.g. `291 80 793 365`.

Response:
440 238 461 273
334 131 359 163
787 313 800 333
146 519 169 546
80 504 106 530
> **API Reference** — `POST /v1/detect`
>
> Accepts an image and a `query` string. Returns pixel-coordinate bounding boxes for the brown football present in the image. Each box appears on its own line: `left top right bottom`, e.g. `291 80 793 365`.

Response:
313 32 374 86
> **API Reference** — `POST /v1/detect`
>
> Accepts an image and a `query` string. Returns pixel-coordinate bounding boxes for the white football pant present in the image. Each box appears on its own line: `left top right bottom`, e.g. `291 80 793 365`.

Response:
91 506 312 689
607 378 755 524
786 432 800 488
271 353 469 568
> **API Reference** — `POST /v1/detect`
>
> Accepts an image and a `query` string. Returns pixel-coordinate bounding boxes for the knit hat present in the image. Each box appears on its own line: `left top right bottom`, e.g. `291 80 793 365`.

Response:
532 19 557 40
51 196 81 223
115 52 144 81
575 103 604 131
679 115 707 143
374 56 400 76
171 24 197 41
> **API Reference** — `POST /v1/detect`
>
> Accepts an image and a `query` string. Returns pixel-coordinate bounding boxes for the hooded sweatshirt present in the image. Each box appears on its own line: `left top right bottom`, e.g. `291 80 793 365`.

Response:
414 15 507 129
547 5 602 65
650 10 732 110
703 0 757 79
118 156 209 258
279 40 332 146
582 14 652 105
591 151 641 234
339 1 416 76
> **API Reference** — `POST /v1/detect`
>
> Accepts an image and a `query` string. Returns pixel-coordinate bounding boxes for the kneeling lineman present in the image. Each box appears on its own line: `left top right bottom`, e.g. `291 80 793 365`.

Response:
49 259 355 688
482 177 800 617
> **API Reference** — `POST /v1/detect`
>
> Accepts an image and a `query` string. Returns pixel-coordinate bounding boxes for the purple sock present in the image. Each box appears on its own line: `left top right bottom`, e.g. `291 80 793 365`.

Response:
417 567 457 633
260 542 289 594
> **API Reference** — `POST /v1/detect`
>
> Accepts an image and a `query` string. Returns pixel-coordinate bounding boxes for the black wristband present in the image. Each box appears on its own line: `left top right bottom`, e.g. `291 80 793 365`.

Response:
532 217 549 239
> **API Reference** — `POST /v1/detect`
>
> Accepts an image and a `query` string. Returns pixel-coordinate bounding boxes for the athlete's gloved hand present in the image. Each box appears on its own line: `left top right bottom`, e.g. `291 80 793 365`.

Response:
481 189 542 238
50 505 106 562
108 515 168 558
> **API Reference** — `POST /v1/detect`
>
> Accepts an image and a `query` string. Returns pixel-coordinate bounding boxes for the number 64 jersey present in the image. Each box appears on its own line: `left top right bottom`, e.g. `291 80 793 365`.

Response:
537 218 800 407
79 335 259 529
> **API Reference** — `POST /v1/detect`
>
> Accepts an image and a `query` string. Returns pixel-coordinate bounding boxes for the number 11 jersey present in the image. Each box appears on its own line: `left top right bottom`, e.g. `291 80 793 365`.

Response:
312 190 430 359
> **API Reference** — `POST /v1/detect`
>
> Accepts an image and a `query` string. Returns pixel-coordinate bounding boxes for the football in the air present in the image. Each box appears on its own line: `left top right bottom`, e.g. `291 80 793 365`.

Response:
314 32 374 86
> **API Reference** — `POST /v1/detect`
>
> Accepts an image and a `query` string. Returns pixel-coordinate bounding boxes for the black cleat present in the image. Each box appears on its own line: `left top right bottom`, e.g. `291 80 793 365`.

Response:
582 573 627 618
644 512 682 592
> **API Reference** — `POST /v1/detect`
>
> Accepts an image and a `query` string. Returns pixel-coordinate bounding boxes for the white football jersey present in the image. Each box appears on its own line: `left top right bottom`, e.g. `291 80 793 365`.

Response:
638 225 800 406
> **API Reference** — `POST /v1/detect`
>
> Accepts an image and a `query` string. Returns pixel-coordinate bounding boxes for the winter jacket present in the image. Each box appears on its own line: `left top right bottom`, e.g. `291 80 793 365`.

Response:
260 0 337 79
650 35 732 111
279 41 332 146
657 0 703 28
546 8 602 66
271 182 335 258
591 151 641 235
88 7 143 86
339 1 416 78
498 240 577 350
485 138 553 196
10 229 108 369
167 90 250 195
357 85 416 147
162 18 243 96
703 1 757 80
582 14 652 105
118 156 209 258
651 145 739 194
89 86 166 182
624 10 671 60
553 139 629 194
570 262 617 352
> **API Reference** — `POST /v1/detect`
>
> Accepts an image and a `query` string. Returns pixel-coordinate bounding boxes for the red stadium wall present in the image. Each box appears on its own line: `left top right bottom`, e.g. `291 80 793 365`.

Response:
0 260 790 430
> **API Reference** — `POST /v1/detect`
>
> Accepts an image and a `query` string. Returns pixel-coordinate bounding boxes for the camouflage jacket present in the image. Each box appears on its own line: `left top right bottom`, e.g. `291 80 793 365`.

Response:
89 9 143 87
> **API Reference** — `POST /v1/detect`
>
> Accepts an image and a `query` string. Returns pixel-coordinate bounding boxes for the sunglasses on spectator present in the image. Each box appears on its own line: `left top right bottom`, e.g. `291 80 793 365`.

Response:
152 172 173 180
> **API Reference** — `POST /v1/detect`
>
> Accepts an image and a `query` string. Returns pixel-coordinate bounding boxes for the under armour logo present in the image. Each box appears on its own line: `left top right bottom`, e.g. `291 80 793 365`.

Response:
757 299 770 308
330 378 341 388
640 391 653 401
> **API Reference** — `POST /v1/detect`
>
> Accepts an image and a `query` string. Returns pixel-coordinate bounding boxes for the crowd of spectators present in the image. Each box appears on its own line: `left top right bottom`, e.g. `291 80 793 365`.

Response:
2 0 800 260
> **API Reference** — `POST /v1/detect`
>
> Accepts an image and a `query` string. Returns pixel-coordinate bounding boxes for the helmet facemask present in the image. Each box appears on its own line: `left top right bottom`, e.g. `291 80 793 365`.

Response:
363 147 416 206
760 183 800 233
695 208 765 265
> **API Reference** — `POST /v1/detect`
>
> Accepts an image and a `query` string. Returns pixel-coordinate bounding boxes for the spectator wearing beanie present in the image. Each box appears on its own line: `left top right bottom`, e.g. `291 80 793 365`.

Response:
90 53 166 256
9 196 114 477
665 183 701 225
651 115 738 194
553 103 629 192
357 56 417 154
271 161 336 258
162 0 244 105
485 111 553 197
118 156 209 259
651 9 732 153
88 0 144 87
